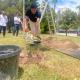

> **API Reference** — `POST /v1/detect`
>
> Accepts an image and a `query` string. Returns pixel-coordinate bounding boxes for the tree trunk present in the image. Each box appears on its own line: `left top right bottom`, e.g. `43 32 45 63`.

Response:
65 29 68 36
77 30 78 36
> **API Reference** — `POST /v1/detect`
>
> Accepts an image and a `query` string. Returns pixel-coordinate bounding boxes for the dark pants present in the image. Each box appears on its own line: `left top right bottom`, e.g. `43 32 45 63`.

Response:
13 24 20 36
0 26 6 37
0 26 2 34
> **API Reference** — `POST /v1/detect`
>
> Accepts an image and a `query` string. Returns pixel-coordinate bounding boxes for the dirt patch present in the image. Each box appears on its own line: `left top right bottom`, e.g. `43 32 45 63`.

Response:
19 50 44 64
19 37 79 64
42 37 79 49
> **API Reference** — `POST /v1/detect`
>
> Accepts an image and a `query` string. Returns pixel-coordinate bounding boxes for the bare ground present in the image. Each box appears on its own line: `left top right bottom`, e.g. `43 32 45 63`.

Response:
19 37 80 64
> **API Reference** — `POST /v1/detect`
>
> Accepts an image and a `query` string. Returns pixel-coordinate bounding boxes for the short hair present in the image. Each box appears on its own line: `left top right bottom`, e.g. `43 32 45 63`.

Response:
31 3 38 9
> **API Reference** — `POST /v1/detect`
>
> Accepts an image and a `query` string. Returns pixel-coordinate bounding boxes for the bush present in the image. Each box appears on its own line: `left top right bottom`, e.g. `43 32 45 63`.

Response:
41 18 49 34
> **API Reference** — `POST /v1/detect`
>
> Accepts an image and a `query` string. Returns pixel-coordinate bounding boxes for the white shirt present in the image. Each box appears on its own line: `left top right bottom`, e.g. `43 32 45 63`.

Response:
0 14 8 26
14 16 21 24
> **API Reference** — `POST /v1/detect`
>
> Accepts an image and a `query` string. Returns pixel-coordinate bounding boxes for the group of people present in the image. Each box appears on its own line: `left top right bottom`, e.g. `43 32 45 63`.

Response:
0 11 21 37
0 3 41 43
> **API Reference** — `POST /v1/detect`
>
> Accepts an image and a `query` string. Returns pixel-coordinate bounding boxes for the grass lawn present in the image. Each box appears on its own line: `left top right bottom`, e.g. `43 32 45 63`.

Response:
0 33 80 80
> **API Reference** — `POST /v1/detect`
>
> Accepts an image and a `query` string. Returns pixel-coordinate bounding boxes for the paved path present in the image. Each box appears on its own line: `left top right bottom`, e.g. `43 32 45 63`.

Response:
56 33 80 59
56 33 77 37
56 48 80 59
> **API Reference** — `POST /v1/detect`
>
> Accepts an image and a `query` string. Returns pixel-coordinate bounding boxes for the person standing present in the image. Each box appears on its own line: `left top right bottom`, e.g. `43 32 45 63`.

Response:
0 11 2 34
13 13 21 36
0 11 8 37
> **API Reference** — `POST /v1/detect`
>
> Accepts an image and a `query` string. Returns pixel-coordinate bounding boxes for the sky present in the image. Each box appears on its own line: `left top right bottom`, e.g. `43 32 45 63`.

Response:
54 0 80 12
38 0 80 12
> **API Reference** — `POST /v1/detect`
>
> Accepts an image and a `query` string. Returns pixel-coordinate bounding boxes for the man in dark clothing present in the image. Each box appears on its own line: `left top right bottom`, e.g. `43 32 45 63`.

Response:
24 3 41 42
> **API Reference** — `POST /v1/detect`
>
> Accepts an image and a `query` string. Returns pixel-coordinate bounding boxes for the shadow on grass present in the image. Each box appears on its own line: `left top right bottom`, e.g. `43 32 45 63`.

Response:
18 67 24 79
40 45 50 51
26 43 50 52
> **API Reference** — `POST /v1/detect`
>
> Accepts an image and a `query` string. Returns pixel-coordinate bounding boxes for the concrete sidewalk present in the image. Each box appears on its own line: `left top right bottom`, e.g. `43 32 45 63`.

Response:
56 48 80 59
56 33 77 37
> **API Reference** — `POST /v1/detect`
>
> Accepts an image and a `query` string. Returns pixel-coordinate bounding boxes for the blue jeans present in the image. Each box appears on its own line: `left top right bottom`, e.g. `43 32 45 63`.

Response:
13 24 20 36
